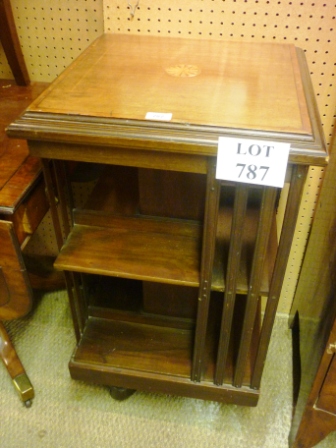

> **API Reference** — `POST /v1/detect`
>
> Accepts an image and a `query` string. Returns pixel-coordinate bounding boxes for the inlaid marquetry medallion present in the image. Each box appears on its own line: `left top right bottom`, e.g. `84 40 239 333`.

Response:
165 64 201 77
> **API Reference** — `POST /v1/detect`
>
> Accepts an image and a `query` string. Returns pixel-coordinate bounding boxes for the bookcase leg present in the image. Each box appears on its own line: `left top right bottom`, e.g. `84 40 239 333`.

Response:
109 386 136 401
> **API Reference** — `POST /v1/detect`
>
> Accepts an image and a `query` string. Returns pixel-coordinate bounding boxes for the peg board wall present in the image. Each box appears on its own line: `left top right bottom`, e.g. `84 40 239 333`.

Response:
0 0 104 81
1 0 335 314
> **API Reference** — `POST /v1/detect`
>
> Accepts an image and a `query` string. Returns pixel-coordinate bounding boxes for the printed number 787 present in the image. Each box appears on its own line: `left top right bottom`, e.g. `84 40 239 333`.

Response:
236 164 269 181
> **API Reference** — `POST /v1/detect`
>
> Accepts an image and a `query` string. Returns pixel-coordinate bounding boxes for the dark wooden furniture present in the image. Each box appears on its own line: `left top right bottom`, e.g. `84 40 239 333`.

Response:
0 0 50 406
0 80 49 406
8 34 327 405
289 126 336 446
0 0 30 85
1 0 62 406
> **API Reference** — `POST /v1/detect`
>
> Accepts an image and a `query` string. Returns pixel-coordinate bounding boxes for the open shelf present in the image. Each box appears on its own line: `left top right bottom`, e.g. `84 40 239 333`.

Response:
55 210 202 286
72 315 194 378
57 164 276 294
55 207 276 295
69 284 259 405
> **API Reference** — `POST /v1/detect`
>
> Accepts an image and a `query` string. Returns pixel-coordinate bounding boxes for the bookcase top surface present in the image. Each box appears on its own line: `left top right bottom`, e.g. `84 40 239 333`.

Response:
27 34 311 136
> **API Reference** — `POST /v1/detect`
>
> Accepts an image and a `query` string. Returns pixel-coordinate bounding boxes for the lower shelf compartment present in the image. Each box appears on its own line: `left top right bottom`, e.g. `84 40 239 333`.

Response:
69 354 259 406
72 316 194 379
69 303 260 406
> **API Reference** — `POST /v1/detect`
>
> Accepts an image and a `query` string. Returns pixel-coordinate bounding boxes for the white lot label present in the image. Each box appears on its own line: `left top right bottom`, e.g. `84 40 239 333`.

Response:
216 137 290 188
145 112 173 121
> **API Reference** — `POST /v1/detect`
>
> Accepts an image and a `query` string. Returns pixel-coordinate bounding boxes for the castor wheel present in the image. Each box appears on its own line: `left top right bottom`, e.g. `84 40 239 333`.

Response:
24 399 33 408
109 386 136 401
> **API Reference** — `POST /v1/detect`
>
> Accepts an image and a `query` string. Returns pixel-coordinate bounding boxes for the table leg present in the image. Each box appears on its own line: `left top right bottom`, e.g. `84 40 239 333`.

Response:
0 321 34 406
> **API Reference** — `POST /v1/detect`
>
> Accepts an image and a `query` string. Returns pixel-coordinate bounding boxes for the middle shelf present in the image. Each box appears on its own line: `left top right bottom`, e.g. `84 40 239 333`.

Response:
55 203 276 295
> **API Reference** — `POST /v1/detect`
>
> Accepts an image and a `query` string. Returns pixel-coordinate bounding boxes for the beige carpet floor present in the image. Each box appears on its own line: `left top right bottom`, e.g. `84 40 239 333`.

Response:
1 289 336 448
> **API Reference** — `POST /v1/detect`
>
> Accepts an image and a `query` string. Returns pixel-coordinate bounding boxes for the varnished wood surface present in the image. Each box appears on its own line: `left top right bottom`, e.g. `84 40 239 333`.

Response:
84 165 139 215
191 161 221 382
0 156 41 215
10 178 48 245
54 213 202 286
26 35 310 134
8 35 325 405
0 221 32 320
70 293 258 404
316 351 336 414
139 169 206 221
0 320 25 378
69 358 259 406
54 203 276 294
6 35 327 166
233 187 278 387
28 140 209 174
214 201 276 294
73 316 194 378
142 283 198 319
252 164 308 389
0 80 47 213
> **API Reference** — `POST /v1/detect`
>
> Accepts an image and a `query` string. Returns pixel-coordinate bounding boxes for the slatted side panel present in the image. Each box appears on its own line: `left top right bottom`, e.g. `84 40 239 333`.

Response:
0 0 335 313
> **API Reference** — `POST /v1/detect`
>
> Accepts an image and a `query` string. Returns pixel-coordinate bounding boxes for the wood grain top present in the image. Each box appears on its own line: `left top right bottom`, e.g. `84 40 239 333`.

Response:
27 34 311 135
7 35 327 165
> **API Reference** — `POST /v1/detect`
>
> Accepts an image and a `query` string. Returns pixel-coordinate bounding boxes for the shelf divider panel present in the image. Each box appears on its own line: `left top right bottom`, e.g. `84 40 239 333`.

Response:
251 164 309 389
191 159 221 382
233 186 278 388
215 184 249 386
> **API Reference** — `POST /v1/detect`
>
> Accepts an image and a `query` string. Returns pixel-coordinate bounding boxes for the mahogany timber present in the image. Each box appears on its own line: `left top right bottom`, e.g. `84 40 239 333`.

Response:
7 35 326 166
23 36 310 134
0 81 47 213
6 35 327 406
0 221 32 320
0 80 57 405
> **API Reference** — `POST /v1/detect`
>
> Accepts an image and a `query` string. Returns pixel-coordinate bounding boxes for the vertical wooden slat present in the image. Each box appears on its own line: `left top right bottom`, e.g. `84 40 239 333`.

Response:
70 272 87 337
191 158 220 382
53 160 72 236
41 159 64 250
61 271 81 341
251 164 308 389
214 184 249 386
53 161 87 338
233 186 278 387
41 159 83 340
